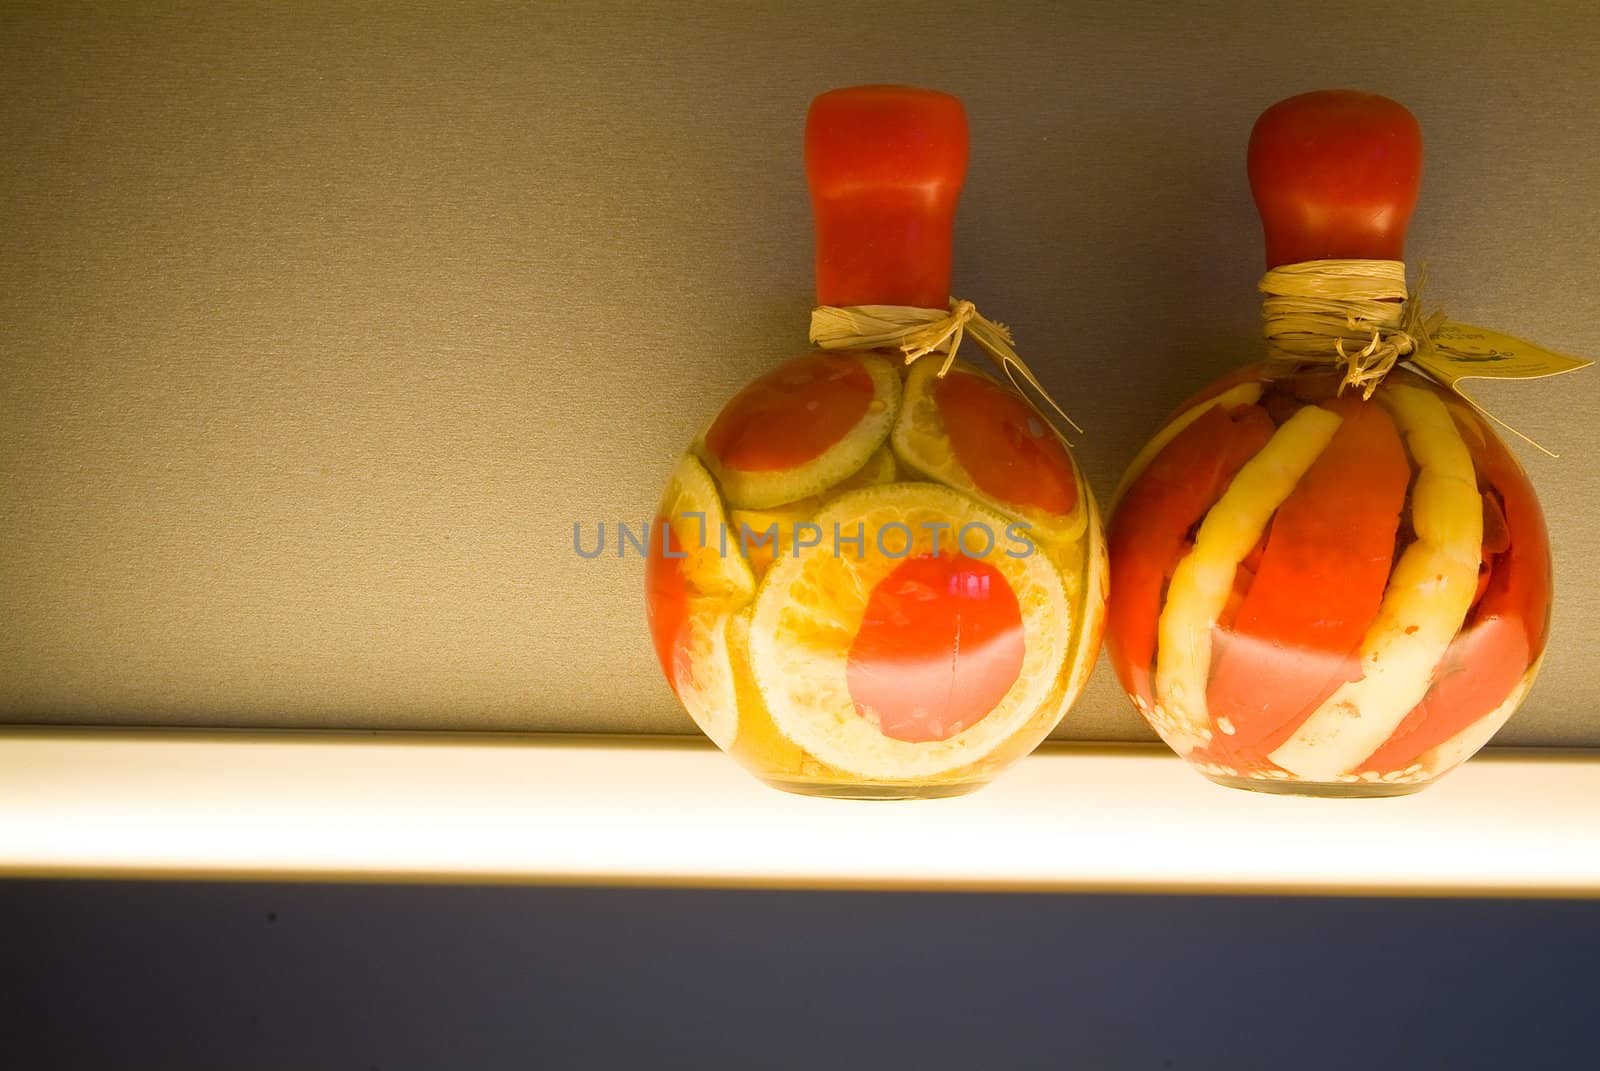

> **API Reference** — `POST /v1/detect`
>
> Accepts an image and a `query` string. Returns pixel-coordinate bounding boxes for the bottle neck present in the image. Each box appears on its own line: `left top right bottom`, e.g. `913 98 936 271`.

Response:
805 85 968 310
812 193 957 309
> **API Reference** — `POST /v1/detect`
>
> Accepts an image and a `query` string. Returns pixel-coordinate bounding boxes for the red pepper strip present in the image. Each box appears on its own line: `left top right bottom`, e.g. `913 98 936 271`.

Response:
1360 412 1551 771
1106 403 1275 707
1204 398 1410 760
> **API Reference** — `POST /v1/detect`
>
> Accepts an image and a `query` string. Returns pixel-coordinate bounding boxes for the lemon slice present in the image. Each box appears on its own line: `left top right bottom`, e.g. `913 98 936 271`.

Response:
656 454 755 600
725 606 849 781
669 605 740 750
1059 482 1109 702
647 455 756 750
727 446 898 577
747 483 1071 780
891 359 1086 544
697 351 901 510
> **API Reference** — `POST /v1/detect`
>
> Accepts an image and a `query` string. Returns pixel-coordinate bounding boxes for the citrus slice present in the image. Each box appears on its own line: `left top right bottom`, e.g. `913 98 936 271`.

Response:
725 607 849 782
645 455 756 749
1059 482 1109 703
747 483 1070 780
668 607 741 749
697 350 901 509
891 358 1085 544
727 446 898 577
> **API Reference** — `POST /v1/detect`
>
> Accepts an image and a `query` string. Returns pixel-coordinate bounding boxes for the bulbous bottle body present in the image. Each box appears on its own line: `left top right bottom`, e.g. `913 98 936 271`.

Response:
1105 364 1550 795
648 349 1105 798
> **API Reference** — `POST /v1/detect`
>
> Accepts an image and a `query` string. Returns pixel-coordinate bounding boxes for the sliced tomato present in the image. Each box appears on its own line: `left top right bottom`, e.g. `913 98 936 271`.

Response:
934 370 1078 517
846 552 1025 743
1105 402 1276 706
1360 411 1551 771
1205 397 1411 754
704 352 875 472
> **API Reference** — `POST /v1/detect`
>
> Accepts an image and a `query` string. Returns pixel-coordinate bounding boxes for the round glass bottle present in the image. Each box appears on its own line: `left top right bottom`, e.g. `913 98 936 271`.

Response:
647 86 1107 799
1105 91 1551 796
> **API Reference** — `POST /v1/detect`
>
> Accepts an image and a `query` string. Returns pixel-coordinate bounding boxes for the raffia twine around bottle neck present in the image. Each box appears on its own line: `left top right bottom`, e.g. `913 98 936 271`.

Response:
1259 258 1446 398
808 299 1083 436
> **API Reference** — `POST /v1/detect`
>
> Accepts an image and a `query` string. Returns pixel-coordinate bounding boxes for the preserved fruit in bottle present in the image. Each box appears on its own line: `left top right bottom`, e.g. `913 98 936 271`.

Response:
646 86 1105 798
1106 91 1556 796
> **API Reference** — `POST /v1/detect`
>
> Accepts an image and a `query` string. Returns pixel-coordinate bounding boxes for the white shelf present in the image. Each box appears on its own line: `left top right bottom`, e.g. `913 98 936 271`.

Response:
2 730 1597 895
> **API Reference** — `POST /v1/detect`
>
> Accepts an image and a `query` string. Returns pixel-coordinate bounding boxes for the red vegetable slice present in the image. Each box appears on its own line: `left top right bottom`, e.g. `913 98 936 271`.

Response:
1105 402 1276 707
846 553 1025 743
935 370 1078 518
1360 409 1551 771
1206 398 1410 755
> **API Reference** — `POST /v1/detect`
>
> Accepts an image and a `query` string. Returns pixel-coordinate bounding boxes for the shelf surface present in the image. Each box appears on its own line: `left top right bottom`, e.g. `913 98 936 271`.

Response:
2 730 1597 896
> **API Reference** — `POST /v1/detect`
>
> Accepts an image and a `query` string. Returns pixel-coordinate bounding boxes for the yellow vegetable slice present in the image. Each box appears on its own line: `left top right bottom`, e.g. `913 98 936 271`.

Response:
1060 483 1108 703
747 483 1070 780
673 607 741 750
1270 385 1482 780
648 455 757 751
658 454 755 600
727 447 897 577
1152 405 1343 755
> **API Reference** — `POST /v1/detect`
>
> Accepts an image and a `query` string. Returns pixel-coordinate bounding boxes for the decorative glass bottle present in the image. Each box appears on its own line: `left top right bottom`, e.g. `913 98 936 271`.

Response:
647 85 1106 799
1106 90 1552 796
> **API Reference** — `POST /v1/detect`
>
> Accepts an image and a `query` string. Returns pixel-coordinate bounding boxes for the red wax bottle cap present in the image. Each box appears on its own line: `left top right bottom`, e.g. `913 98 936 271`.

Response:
806 85 969 309
1248 90 1423 269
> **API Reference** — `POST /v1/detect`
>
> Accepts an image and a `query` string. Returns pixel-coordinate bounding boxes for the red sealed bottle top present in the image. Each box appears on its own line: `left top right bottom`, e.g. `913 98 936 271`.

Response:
806 85 969 309
1248 90 1423 269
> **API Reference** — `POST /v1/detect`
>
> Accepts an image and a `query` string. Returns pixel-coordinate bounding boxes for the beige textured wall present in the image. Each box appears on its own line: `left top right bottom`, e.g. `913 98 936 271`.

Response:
3 1 1597 742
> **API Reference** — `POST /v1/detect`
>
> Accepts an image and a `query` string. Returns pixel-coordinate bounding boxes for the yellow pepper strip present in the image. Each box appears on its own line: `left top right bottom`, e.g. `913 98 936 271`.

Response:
1111 383 1264 510
1270 385 1482 780
1153 405 1343 754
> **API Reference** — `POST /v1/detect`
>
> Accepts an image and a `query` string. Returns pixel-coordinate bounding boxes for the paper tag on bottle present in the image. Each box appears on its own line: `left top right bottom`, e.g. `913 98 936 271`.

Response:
1406 321 1592 458
1410 321 1593 390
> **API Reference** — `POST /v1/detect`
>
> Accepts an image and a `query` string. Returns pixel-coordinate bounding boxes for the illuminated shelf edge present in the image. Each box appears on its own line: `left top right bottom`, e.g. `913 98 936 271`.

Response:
2 730 1597 896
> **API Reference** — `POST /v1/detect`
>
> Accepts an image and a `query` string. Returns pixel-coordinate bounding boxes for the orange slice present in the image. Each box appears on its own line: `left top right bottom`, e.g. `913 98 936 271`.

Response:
727 445 898 577
747 484 1070 779
645 455 756 749
891 359 1085 544
697 351 901 509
